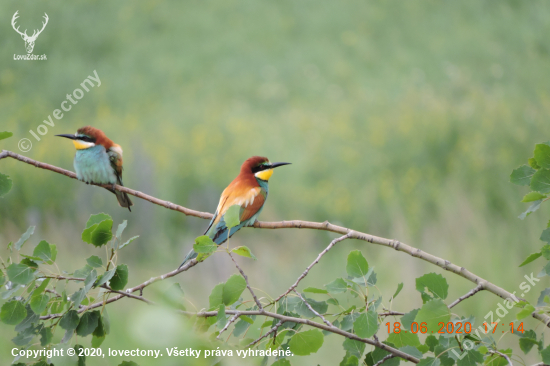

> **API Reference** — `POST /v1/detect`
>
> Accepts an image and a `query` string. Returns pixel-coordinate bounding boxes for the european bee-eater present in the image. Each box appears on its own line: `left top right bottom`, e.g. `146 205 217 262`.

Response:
56 126 133 211
180 156 290 267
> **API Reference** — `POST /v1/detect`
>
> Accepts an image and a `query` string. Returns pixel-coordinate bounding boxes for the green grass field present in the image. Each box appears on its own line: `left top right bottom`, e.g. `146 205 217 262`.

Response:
1 1 550 365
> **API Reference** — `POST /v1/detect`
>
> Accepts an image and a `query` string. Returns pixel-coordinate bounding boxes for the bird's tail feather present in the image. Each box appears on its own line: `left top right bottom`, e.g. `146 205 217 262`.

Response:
179 249 198 269
111 189 133 211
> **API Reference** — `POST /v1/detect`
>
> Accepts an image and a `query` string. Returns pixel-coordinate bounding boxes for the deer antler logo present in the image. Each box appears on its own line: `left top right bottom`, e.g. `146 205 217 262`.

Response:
11 11 49 54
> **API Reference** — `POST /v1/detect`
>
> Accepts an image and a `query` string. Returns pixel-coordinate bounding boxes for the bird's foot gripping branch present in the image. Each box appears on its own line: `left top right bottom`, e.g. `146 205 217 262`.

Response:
2 149 550 366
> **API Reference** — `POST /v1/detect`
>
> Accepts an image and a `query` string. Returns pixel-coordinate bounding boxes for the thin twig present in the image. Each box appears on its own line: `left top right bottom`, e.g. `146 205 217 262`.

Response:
180 309 420 363
488 350 513 366
228 252 263 311
246 320 284 348
217 312 241 340
373 354 396 366
379 311 405 317
101 284 154 305
293 289 333 327
274 234 350 303
448 284 484 309
4 151 550 328
39 259 198 320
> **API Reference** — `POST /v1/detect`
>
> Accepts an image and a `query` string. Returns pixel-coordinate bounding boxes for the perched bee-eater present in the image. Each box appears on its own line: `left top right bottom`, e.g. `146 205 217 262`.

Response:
180 156 290 267
56 126 133 211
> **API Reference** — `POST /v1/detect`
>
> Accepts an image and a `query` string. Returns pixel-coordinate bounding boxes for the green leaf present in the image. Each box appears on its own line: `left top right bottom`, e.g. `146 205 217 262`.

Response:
522 192 547 202
193 235 217 254
30 294 49 314
325 278 348 293
225 205 241 229
0 300 27 325
304 287 328 294
519 199 543 220
209 283 224 308
418 358 440 366
82 213 113 247
517 304 535 320
33 240 56 264
425 335 439 352
115 220 127 241
531 168 550 194
110 264 129 290
7 263 35 285
39 326 53 346
95 269 115 288
534 144 550 169
34 277 50 296
86 255 103 268
84 270 97 293
233 317 254 337
346 250 369 278
387 331 421 348
231 246 257 260
415 273 448 302
71 288 86 308
76 310 100 337
511 165 536 186
216 304 227 329
456 349 483 366
542 345 550 364
14 226 35 250
0 131 13 140
289 329 324 355
60 310 80 331
415 299 450 333
74 264 94 278
392 283 404 300
399 345 422 359
519 336 538 354
343 338 366 359
223 274 246 306
92 335 105 347
0 173 13 197
519 252 542 267
542 244 550 259
529 157 541 169
119 235 139 250
353 310 378 338
295 296 328 318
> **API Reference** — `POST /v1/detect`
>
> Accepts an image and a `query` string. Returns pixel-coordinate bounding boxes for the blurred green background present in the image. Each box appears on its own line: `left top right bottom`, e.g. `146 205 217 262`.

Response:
1 0 550 365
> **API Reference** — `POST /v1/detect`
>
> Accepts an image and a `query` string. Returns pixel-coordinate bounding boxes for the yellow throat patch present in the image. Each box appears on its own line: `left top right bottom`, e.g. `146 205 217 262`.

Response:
255 169 273 181
72 140 94 150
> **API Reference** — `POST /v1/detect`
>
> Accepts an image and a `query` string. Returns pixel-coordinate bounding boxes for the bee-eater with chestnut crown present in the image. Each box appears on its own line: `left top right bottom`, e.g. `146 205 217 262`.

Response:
56 126 134 211
180 156 290 267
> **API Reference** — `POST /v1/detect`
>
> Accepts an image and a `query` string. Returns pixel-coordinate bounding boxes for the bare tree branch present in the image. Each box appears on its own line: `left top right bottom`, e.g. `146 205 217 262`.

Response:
182 309 420 363
273 234 350 303
217 312 241 340
448 284 484 309
379 310 405 317
3 151 550 328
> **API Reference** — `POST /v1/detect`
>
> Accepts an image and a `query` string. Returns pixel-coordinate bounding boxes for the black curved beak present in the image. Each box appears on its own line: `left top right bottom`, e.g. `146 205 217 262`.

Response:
270 162 291 169
55 134 77 140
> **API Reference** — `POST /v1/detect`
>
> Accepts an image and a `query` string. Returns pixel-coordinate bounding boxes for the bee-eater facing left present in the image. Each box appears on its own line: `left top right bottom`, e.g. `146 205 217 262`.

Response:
180 156 290 267
56 126 134 211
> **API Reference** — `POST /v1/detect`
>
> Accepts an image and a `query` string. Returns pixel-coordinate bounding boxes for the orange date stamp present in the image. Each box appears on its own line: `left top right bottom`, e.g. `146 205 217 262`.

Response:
385 322 524 334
